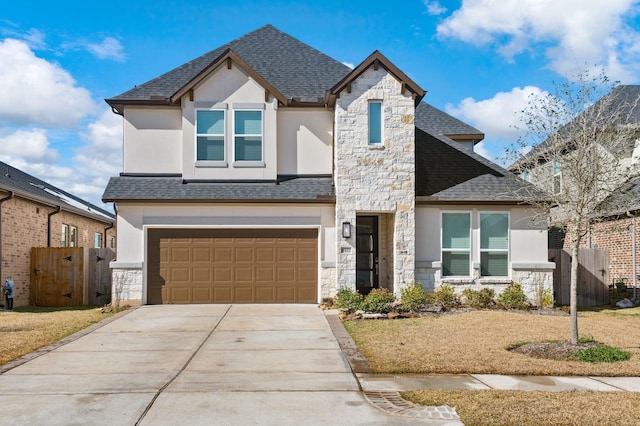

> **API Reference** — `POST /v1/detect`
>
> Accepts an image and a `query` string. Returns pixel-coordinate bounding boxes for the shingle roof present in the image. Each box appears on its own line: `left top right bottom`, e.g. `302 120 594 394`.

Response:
102 176 335 202
107 24 351 106
414 128 545 202
415 102 483 141
0 161 114 221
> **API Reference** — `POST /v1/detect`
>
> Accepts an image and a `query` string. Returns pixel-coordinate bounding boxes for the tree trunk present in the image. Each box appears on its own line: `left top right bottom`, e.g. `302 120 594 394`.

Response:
570 239 579 344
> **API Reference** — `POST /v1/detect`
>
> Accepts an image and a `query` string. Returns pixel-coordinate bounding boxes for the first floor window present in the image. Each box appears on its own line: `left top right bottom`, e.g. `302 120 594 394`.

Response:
110 236 116 249
234 110 262 161
196 110 225 161
480 213 509 276
94 233 102 248
441 212 471 276
61 224 69 247
368 100 382 144
70 226 77 247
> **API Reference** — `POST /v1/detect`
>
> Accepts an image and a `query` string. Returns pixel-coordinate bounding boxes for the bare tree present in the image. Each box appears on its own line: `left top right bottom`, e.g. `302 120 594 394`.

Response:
508 73 640 344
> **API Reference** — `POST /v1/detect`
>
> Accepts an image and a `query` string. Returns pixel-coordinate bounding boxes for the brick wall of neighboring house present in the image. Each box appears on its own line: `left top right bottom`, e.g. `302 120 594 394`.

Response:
1 196 115 307
562 217 639 286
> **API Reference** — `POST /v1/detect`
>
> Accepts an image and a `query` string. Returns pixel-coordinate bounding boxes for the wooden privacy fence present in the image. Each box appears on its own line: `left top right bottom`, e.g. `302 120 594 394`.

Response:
549 248 610 307
30 247 116 307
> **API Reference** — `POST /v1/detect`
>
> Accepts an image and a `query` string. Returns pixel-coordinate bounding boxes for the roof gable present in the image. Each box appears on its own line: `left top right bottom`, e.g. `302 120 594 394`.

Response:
329 50 425 106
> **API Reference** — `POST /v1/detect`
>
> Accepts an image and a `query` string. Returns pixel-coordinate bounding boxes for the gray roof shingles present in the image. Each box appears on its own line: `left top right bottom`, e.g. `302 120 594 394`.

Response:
104 25 541 205
0 161 114 220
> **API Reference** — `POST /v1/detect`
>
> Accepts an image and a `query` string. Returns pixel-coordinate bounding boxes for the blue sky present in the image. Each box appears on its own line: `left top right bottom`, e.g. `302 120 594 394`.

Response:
1 0 640 208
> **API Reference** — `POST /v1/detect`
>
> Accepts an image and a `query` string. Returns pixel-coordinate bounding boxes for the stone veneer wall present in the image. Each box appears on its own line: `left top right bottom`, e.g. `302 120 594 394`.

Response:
334 67 416 296
111 267 143 306
321 264 337 299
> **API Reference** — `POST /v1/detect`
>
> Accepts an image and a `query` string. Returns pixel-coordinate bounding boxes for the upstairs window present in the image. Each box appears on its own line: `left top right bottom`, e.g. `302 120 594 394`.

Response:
480 213 509 277
552 159 562 194
368 100 382 144
196 110 225 161
234 110 263 162
522 169 530 182
441 212 471 277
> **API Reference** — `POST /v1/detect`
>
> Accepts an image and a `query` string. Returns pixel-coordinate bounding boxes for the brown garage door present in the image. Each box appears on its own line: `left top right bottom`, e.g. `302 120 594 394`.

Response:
147 228 318 304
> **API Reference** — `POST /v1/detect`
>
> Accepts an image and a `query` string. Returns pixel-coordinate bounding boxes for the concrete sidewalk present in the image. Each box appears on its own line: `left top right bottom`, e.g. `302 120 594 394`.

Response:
0 305 461 425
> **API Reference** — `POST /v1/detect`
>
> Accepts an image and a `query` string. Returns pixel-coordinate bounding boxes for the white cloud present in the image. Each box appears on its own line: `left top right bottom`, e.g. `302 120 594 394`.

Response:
0 129 58 163
0 38 97 127
342 61 355 69
424 1 447 15
437 0 640 81
85 37 125 61
446 86 548 141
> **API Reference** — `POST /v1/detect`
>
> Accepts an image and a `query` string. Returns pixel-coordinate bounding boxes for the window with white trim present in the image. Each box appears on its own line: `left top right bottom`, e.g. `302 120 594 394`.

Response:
368 100 382 144
234 110 262 161
70 226 77 247
552 159 562 194
196 110 225 161
480 212 509 277
61 224 69 247
441 212 471 277
522 169 530 182
94 232 102 248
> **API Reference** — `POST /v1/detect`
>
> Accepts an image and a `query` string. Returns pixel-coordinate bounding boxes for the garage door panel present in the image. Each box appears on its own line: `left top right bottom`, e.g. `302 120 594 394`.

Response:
148 228 317 304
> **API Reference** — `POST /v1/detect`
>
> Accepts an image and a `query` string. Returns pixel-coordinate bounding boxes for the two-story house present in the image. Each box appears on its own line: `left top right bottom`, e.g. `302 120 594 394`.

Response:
511 85 640 289
103 25 552 306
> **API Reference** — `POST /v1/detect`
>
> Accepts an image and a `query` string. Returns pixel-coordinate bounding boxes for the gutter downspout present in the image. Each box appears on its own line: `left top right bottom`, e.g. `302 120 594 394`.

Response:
103 223 114 248
0 191 15 282
47 206 62 247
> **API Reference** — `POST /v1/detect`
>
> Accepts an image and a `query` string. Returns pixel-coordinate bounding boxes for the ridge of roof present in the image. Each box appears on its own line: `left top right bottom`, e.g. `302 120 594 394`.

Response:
106 24 351 111
0 161 114 221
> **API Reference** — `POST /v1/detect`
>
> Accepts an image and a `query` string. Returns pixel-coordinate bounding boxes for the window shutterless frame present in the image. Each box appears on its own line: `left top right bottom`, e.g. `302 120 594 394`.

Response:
233 109 263 164
368 100 382 144
479 212 510 277
195 109 226 166
440 211 471 277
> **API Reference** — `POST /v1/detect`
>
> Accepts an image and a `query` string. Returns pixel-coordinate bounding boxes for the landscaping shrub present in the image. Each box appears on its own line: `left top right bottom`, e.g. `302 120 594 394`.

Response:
335 287 363 312
578 345 631 363
462 288 495 308
497 283 529 309
400 282 427 312
432 284 459 307
361 288 396 313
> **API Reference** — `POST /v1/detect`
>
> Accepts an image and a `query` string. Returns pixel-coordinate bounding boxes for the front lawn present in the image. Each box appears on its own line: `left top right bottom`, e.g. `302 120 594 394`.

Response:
0 306 117 365
343 308 640 376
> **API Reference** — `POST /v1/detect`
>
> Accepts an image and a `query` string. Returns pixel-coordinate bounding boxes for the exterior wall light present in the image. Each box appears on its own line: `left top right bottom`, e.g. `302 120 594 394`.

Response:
342 221 351 238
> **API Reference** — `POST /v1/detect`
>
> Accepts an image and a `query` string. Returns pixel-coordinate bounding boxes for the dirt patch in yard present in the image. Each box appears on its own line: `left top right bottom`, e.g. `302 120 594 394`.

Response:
510 341 598 361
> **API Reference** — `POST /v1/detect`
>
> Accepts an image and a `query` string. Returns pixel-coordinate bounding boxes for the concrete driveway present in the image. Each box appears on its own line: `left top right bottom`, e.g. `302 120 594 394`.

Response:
0 305 460 425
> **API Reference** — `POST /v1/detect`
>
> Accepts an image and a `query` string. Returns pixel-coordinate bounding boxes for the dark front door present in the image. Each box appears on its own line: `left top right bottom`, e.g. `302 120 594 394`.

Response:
356 216 379 295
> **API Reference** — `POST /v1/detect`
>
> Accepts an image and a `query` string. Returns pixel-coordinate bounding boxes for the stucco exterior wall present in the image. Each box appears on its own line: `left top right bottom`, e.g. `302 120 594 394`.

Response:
277 108 333 175
181 64 278 181
123 107 182 174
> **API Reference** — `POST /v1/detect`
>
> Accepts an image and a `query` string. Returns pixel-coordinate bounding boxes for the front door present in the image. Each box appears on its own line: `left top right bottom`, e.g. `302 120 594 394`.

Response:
356 216 379 295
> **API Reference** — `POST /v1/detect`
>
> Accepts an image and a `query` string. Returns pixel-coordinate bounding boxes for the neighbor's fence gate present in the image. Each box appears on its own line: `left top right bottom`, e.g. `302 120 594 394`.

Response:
30 247 116 307
549 248 609 306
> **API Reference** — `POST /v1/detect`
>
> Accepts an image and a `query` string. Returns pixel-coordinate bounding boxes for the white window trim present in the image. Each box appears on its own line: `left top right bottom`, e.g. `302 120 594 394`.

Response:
478 211 510 278
368 100 383 145
70 226 77 247
195 108 227 167
440 211 472 277
61 224 69 247
232 109 265 166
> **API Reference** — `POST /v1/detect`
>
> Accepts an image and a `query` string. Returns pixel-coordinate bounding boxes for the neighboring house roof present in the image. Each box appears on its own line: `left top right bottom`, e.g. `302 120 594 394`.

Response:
0 161 114 223
510 85 640 171
596 176 640 216
106 24 351 111
102 176 335 203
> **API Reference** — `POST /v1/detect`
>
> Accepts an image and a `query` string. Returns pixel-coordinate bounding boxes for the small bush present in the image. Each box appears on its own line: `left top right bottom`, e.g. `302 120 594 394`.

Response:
361 288 397 313
462 288 495 308
433 284 459 307
335 287 363 312
578 345 631 363
400 282 427 312
497 283 529 310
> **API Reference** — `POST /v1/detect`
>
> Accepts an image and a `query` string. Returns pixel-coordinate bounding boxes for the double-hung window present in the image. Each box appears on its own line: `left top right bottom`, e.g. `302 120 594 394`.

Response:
441 212 471 276
368 100 382 144
196 110 225 162
234 110 263 162
480 213 509 277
